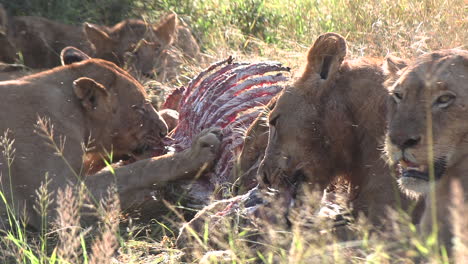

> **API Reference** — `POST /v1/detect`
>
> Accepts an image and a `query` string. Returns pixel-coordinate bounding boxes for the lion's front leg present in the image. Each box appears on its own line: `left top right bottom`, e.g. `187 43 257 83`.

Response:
84 128 223 210
185 127 223 168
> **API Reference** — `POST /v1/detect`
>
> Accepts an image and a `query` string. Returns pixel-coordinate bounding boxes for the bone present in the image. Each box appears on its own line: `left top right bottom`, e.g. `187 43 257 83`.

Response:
162 57 290 192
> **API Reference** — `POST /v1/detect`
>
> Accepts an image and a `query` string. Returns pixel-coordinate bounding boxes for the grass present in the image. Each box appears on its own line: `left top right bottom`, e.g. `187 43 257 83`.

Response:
135 0 466 56
1 0 136 24
1 0 468 263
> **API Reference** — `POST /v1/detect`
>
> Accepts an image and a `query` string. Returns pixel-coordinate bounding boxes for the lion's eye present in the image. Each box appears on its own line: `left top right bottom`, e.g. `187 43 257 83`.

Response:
269 115 280 127
434 93 456 108
131 104 146 114
392 91 403 103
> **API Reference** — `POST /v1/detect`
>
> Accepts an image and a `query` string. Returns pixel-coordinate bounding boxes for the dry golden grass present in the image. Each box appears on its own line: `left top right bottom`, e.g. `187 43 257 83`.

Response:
0 0 467 263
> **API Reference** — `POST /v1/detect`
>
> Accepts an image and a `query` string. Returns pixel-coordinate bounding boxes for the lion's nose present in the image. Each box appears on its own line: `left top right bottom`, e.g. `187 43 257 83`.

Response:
402 136 421 148
391 134 421 149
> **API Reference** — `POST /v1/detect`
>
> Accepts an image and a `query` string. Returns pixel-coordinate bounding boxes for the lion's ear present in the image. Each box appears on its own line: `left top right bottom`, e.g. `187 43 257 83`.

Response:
60 46 91 65
154 13 177 46
303 32 347 81
73 77 109 111
383 55 408 77
84 22 114 53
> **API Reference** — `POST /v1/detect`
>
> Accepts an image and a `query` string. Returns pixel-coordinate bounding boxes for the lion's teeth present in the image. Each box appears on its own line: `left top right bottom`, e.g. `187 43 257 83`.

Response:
399 160 427 172
406 165 426 172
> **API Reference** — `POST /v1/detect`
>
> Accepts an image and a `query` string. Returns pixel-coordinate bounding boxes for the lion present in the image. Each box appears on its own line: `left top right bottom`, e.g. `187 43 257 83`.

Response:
384 49 468 250
0 47 222 230
84 13 200 82
257 33 423 226
4 15 93 68
0 5 198 80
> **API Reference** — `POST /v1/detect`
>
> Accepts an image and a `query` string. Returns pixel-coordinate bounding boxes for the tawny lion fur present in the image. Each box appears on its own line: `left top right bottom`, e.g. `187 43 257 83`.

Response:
84 13 200 81
255 33 422 225
0 4 198 81
0 50 221 230
384 49 468 250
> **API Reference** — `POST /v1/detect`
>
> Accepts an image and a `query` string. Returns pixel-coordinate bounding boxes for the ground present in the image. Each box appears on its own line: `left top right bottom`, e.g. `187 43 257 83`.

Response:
0 0 467 263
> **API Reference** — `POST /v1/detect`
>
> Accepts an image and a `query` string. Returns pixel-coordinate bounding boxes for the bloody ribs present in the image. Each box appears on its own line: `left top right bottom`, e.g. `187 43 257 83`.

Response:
162 57 289 190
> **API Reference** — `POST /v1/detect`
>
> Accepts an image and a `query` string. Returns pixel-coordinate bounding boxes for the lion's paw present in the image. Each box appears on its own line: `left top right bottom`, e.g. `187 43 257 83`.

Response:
191 127 223 163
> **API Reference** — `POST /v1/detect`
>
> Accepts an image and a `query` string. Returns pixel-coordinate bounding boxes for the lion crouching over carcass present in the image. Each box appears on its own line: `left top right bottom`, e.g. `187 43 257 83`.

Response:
0 48 221 230
384 49 468 252
256 33 423 226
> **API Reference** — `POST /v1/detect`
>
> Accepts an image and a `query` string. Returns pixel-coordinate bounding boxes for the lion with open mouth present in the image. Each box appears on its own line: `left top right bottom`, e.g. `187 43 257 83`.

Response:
384 48 468 250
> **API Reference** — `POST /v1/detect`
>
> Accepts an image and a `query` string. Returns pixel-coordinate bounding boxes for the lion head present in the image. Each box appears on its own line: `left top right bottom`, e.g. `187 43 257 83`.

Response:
384 49 468 197
258 33 357 195
60 47 168 171
84 13 179 79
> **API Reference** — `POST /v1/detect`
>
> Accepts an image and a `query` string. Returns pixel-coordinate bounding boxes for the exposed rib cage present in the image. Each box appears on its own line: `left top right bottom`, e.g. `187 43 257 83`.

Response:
163 57 289 188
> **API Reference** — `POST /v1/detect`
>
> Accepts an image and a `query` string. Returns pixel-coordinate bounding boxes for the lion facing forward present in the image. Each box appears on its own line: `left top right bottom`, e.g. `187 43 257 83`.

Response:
384 49 468 250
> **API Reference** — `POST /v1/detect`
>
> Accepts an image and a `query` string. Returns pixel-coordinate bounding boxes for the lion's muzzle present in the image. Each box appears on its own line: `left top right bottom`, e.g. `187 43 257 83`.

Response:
398 158 446 182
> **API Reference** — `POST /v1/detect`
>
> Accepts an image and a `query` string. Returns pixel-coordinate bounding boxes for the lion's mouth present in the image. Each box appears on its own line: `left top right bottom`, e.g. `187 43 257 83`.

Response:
130 133 169 158
114 144 167 166
118 135 168 165
131 143 167 159
398 159 446 181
